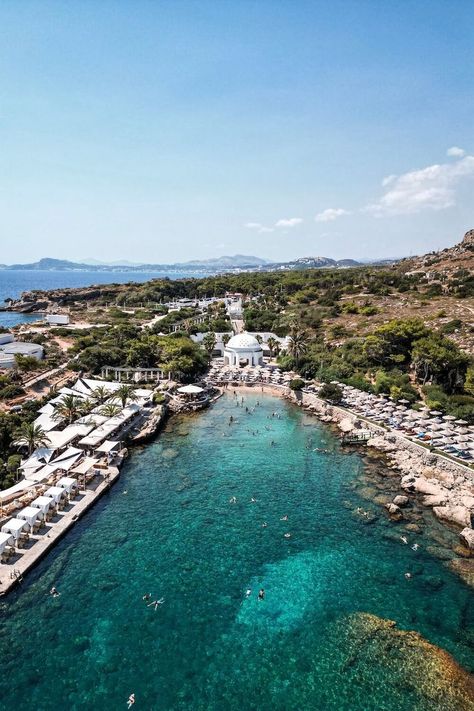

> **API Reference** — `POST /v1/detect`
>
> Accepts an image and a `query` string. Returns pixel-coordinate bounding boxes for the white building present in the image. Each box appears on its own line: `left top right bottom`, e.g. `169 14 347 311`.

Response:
0 334 44 369
223 333 263 367
46 314 70 326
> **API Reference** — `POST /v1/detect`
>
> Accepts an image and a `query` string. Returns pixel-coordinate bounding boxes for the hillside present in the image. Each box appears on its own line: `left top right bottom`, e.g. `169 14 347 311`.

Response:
398 229 474 279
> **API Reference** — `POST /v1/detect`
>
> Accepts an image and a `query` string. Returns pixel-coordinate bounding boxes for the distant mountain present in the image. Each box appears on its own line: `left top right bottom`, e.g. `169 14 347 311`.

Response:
0 255 270 273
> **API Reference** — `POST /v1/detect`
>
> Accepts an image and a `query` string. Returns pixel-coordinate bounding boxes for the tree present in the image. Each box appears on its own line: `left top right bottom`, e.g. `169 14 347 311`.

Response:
202 332 217 361
266 336 278 358
411 335 470 394
53 394 85 425
319 383 343 404
114 384 138 408
222 333 231 347
91 385 111 405
14 422 50 455
288 328 309 363
100 402 122 418
255 334 263 344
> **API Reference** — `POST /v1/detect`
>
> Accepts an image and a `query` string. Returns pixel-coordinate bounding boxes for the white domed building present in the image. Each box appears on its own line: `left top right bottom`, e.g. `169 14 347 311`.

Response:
224 333 263 367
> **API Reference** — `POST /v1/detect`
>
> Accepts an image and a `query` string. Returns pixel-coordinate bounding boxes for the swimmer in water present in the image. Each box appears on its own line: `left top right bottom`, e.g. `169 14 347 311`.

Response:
262 522 267 528
284 533 291 538
245 589 252 598
123 490 128 495
142 593 151 601
404 572 412 580
258 588 265 600
229 496 237 504
280 515 288 521
250 497 257 503
400 536 408 545
50 587 60 597
127 693 135 708
412 543 419 551
147 598 165 610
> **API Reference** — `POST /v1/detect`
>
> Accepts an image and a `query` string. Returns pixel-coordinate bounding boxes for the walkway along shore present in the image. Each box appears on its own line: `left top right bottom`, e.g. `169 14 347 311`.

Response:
0 467 120 596
222 382 474 585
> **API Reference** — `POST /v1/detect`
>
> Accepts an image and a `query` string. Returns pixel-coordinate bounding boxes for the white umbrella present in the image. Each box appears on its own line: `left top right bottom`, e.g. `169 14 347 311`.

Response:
430 410 443 416
455 419 469 425
443 415 456 421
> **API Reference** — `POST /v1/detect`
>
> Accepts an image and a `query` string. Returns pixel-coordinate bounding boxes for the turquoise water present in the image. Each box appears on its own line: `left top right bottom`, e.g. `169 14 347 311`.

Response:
0 393 473 710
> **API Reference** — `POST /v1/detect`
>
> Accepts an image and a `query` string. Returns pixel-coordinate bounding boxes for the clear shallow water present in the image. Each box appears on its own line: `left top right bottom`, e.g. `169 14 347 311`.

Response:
0 394 472 710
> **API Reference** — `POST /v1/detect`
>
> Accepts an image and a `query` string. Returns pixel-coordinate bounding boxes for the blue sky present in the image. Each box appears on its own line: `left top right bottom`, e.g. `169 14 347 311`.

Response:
1 1 473 263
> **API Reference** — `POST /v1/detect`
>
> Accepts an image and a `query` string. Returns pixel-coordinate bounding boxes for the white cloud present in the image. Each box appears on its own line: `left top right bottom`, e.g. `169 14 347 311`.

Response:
244 222 274 233
382 174 397 187
364 154 474 217
447 146 466 158
275 217 303 228
315 208 350 223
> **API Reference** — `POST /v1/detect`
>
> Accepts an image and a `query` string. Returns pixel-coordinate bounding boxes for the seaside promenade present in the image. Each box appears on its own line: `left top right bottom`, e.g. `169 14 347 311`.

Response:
0 466 119 595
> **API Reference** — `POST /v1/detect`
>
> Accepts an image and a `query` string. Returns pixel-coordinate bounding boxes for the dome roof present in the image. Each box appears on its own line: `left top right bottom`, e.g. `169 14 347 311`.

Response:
225 333 262 350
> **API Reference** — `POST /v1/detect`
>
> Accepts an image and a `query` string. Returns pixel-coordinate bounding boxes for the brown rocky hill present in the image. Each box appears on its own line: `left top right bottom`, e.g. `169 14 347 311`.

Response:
399 229 474 277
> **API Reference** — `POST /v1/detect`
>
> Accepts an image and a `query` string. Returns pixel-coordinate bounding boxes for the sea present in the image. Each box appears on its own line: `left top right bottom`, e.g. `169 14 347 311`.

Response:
0 393 472 710
0 270 207 328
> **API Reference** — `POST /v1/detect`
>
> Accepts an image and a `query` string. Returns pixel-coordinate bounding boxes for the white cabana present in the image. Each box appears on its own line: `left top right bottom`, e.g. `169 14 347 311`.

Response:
17 506 43 529
1 518 29 541
44 486 67 505
31 496 55 515
0 531 14 555
56 477 78 495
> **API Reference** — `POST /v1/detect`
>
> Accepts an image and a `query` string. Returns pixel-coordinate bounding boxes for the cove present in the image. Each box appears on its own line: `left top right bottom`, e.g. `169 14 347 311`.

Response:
0 392 473 711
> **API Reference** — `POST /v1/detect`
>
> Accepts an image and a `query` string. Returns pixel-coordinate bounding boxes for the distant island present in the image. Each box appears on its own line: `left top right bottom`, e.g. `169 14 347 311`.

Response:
0 254 395 275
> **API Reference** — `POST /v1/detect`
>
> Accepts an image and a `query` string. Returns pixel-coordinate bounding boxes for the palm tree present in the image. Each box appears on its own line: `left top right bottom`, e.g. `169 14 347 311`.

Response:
222 333 231 347
288 328 309 364
100 402 122 418
53 394 85 425
202 332 217 361
114 384 138 409
266 336 278 358
91 385 111 405
14 422 50 456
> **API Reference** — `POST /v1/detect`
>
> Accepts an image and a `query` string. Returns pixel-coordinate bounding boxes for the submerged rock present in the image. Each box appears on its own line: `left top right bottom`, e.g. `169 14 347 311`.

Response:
393 494 409 507
332 612 474 710
460 527 474 551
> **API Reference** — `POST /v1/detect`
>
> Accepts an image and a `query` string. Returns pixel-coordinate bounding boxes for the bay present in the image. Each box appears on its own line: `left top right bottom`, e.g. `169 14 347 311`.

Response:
0 393 472 710
0 270 208 328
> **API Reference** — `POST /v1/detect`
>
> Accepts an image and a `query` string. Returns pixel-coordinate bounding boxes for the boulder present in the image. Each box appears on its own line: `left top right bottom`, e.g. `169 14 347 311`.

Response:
393 495 409 507
423 493 448 507
385 503 403 520
459 528 474 551
433 505 471 528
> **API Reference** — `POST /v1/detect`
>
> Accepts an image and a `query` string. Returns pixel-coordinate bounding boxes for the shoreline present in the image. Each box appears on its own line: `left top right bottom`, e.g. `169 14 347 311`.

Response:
0 467 120 596
215 382 474 582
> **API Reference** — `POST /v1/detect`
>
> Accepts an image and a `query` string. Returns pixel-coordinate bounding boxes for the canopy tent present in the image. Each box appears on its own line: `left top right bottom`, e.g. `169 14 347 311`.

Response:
71 457 99 476
56 477 78 494
44 486 67 504
0 531 14 554
1 518 29 540
78 404 141 449
177 384 204 395
95 440 121 454
17 506 43 528
0 479 41 502
31 496 55 514
34 412 60 432
20 448 55 474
